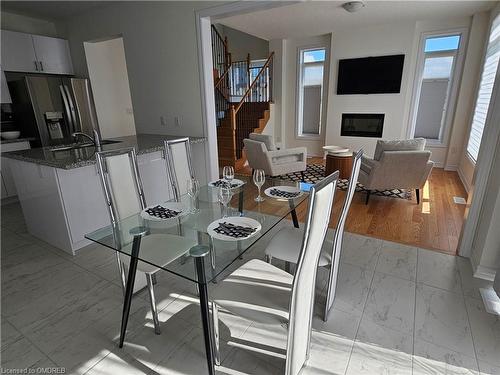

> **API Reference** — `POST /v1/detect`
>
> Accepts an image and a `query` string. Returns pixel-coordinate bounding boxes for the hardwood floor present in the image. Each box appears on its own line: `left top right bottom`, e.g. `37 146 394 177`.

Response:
237 158 467 255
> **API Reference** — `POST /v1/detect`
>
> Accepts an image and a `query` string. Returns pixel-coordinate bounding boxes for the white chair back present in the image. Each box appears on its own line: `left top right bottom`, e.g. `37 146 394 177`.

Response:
96 148 146 225
164 138 195 201
324 149 363 319
286 171 339 375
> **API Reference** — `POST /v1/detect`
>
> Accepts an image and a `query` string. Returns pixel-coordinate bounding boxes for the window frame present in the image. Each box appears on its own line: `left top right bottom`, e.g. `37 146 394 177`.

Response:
465 15 500 164
407 28 469 148
295 45 329 140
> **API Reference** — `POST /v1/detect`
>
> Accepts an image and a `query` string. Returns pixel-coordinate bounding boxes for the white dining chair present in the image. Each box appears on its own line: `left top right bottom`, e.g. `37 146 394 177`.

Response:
96 147 196 335
163 137 195 201
211 171 339 374
264 149 363 321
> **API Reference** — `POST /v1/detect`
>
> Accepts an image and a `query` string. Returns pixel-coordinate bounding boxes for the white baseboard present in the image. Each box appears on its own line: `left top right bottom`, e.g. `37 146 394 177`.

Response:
433 161 444 168
471 256 496 281
444 165 458 171
457 167 471 193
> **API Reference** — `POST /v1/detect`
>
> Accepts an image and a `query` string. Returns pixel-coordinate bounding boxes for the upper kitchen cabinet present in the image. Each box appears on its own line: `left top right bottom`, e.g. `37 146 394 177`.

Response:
1 30 74 75
32 35 74 75
1 30 38 73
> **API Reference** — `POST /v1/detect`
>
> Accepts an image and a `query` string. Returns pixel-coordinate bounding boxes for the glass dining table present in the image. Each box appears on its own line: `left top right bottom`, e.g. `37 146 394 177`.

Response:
85 176 310 375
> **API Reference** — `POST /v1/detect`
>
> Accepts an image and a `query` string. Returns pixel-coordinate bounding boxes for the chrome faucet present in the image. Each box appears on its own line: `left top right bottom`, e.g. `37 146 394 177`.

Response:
72 129 102 150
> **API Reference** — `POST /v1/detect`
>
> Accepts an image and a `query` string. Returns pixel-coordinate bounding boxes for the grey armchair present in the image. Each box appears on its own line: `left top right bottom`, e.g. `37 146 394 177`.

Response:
359 138 434 204
243 133 307 177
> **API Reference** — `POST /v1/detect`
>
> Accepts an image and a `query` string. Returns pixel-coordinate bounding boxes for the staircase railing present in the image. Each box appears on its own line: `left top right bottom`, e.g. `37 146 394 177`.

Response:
212 25 231 127
211 25 230 77
230 52 274 159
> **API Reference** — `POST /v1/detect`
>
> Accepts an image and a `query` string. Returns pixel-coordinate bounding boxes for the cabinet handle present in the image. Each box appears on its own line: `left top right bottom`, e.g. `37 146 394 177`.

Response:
39 61 44 71
34 61 38 71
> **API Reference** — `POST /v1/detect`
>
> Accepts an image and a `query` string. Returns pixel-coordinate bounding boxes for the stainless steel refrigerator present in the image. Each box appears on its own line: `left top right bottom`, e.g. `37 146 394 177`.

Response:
6 73 99 147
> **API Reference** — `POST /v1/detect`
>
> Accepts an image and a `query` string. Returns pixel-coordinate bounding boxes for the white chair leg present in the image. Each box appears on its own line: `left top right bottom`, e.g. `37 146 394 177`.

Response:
146 273 161 335
212 302 221 366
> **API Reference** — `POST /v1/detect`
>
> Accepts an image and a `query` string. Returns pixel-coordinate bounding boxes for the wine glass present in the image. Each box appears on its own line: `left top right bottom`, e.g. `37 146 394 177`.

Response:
253 169 265 202
218 186 233 218
223 166 235 186
186 178 200 213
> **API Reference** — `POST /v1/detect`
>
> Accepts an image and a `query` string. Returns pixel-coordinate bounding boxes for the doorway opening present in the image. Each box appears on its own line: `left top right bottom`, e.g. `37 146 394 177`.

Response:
84 36 136 139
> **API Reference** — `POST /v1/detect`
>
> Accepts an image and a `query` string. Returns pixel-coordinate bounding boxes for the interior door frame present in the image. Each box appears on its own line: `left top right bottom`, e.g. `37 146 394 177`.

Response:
195 2 297 180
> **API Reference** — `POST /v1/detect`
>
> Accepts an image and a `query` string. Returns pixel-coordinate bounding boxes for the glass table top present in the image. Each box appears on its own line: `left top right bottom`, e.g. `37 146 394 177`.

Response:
85 176 310 284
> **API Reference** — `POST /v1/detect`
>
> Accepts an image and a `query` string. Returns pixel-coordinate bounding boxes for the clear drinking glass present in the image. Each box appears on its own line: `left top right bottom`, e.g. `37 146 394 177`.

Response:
223 166 235 186
253 169 265 202
186 178 200 213
218 186 233 218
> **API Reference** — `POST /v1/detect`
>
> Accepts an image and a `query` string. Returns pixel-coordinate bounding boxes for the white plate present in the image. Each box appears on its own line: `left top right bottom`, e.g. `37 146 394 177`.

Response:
208 178 245 189
140 202 187 222
264 186 303 200
323 145 350 154
207 216 261 242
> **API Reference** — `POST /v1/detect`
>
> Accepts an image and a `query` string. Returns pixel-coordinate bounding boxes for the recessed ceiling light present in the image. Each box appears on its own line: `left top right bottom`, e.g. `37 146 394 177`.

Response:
342 1 366 13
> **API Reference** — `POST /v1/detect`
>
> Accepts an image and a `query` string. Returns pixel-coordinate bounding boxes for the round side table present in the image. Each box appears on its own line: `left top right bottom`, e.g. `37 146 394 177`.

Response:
325 152 353 179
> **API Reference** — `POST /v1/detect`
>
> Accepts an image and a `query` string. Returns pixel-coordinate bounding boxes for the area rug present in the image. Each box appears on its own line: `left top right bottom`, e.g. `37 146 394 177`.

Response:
280 164 412 200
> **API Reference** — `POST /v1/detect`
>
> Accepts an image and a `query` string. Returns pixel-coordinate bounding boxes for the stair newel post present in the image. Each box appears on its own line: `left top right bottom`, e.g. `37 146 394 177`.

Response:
269 54 273 102
246 53 251 98
230 105 237 163
224 36 230 70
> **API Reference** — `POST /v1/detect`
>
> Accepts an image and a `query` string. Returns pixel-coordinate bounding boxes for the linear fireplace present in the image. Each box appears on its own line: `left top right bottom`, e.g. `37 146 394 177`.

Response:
341 113 384 138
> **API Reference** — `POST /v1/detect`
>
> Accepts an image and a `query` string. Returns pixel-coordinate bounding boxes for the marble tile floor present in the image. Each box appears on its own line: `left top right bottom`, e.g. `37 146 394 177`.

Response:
1 202 499 375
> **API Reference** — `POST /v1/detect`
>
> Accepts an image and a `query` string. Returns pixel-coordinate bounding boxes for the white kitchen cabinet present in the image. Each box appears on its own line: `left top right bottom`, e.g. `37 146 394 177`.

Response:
32 35 73 75
1 30 38 73
1 30 73 75
1 140 31 198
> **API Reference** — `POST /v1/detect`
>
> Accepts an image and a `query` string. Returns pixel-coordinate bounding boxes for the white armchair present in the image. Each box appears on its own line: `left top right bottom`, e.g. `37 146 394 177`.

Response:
359 138 434 204
243 133 307 177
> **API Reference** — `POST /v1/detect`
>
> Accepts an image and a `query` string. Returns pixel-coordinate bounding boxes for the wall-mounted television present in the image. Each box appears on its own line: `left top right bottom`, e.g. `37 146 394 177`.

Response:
337 54 405 95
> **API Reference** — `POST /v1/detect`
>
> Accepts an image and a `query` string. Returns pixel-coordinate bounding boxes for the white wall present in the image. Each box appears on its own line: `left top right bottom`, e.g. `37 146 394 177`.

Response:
471 135 500 279
283 33 331 156
325 22 417 158
456 12 492 190
217 24 269 61
56 1 219 139
318 15 488 171
463 3 500 279
84 37 136 138
1 11 59 37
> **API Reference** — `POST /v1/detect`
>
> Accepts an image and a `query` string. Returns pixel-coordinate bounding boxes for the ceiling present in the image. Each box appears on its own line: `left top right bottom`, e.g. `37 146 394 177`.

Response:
1 1 110 21
218 1 497 40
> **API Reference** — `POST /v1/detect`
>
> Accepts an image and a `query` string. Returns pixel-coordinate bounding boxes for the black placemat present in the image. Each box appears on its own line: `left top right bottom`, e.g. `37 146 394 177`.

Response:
212 180 240 189
145 205 180 219
269 188 300 199
213 221 257 238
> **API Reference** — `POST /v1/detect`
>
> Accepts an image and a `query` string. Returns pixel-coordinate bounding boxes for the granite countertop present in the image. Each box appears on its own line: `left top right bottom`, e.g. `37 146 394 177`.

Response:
2 134 206 170
1 137 37 144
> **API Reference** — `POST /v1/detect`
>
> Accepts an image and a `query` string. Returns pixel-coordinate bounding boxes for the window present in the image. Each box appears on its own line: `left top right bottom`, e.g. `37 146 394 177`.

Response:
412 33 462 142
466 16 500 163
297 47 326 137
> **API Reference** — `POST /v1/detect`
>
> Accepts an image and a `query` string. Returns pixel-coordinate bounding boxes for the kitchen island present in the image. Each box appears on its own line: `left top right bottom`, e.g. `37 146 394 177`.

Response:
3 134 207 254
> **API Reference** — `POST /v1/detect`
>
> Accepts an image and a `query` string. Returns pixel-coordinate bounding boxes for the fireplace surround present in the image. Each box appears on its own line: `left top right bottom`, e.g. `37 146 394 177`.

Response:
341 113 384 138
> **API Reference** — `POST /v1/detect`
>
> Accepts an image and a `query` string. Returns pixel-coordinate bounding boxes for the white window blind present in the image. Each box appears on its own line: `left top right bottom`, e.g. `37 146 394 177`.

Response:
467 15 500 162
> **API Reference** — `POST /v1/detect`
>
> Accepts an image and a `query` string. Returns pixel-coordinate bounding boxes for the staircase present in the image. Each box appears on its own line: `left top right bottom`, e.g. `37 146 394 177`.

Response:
211 25 273 169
